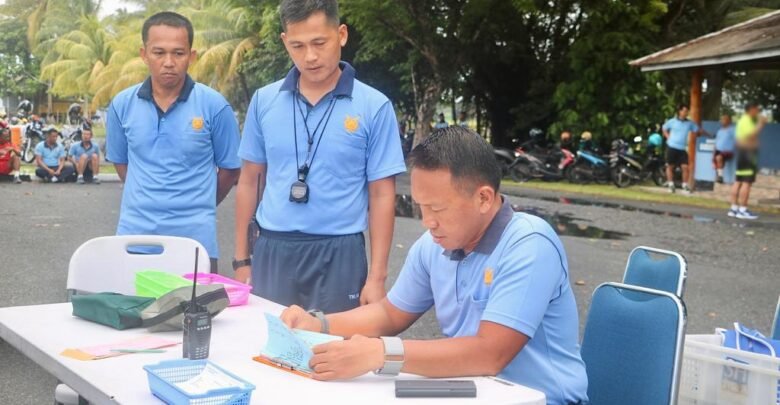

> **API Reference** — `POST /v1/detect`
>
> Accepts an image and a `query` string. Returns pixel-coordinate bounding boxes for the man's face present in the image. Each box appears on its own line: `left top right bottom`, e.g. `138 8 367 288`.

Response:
0 130 10 144
281 12 347 87
46 132 58 144
747 106 761 118
411 168 494 251
141 25 196 90
678 107 689 119
82 131 92 143
720 115 731 127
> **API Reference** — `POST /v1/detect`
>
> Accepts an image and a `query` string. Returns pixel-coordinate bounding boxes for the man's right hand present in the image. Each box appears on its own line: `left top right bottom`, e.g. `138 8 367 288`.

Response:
280 305 321 332
234 265 251 284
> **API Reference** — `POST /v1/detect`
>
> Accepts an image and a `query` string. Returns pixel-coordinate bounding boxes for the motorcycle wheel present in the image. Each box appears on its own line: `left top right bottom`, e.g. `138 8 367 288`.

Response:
653 166 666 186
611 166 634 188
566 162 591 184
495 156 511 178
510 162 532 183
22 137 39 163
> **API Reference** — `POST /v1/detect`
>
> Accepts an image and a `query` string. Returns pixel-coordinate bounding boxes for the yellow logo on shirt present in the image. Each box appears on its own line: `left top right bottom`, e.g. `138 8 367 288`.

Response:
344 115 359 133
191 117 204 130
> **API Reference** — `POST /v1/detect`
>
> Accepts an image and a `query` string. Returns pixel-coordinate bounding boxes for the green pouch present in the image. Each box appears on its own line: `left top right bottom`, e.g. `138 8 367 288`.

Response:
71 293 156 330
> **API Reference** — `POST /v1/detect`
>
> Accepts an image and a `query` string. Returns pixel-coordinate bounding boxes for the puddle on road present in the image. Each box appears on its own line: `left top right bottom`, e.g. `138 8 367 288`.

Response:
395 194 630 240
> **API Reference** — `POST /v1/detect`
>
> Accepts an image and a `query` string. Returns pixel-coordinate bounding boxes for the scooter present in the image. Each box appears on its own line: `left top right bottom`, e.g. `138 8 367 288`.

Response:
508 141 574 182
609 138 667 188
567 149 610 184
494 144 518 178
21 115 44 163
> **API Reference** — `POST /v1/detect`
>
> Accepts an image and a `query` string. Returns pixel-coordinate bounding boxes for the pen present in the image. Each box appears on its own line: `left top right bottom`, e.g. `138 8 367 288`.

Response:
110 349 166 353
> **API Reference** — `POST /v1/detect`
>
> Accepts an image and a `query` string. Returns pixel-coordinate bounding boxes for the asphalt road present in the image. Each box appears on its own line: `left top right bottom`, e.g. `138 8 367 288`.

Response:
1 176 778 404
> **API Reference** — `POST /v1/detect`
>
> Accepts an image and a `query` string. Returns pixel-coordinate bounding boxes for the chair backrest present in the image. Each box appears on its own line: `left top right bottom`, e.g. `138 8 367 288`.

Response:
623 246 687 298
67 235 211 296
773 295 780 340
581 282 686 405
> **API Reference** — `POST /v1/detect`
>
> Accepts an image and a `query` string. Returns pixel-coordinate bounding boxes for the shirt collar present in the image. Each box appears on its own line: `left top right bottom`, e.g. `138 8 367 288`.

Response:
137 74 196 102
442 196 514 261
279 61 356 98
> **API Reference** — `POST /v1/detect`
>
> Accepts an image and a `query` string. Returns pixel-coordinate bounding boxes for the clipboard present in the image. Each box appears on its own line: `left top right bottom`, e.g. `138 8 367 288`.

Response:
253 354 312 378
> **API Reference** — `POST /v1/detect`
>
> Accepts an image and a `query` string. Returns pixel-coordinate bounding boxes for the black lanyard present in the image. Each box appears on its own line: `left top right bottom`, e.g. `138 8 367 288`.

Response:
292 91 338 181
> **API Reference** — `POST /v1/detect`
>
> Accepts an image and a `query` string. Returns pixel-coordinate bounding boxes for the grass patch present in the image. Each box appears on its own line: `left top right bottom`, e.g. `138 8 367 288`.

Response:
502 180 780 215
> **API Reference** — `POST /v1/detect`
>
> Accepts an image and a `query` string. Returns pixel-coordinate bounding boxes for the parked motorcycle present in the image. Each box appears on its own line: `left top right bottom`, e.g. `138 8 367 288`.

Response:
509 140 575 183
494 144 517 178
609 138 666 188
21 115 44 163
567 149 610 184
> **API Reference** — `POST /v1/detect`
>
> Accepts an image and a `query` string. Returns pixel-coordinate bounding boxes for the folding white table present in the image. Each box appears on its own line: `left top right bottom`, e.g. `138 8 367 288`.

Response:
0 296 546 404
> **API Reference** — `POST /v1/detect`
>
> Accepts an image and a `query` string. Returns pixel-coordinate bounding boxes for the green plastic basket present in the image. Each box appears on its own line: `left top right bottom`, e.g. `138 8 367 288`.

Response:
135 270 192 298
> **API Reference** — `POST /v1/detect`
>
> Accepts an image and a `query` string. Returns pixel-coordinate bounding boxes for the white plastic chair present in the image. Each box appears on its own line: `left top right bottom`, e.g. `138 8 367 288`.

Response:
66 235 210 296
57 235 210 405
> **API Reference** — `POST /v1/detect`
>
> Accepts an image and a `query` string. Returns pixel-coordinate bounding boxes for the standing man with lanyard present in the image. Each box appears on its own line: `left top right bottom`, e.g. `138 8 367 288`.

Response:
106 12 241 272
662 104 702 194
235 0 406 313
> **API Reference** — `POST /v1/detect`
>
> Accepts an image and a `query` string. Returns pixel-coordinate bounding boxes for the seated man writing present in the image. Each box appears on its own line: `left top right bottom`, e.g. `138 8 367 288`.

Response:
281 126 588 405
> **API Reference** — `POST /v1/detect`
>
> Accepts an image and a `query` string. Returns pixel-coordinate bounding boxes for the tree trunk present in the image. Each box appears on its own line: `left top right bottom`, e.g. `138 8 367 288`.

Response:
412 81 441 148
702 69 723 121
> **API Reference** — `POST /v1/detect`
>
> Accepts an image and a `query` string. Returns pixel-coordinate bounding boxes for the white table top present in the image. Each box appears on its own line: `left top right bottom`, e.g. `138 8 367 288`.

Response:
0 297 545 405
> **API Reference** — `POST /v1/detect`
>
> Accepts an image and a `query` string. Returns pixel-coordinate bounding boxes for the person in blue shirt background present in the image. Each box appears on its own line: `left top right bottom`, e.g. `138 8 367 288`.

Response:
662 104 704 193
434 112 449 129
34 127 73 183
713 114 735 184
234 0 405 313
106 12 241 272
281 126 588 405
68 126 101 184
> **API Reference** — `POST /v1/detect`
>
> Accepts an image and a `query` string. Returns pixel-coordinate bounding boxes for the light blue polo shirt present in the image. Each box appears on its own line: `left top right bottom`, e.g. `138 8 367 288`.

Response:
663 117 699 151
69 141 100 160
238 62 406 235
106 75 241 258
715 125 736 152
387 198 588 405
35 141 65 166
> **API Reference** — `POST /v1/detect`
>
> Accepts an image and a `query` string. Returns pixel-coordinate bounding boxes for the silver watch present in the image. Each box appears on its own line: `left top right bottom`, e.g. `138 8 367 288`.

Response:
374 336 404 376
307 309 329 334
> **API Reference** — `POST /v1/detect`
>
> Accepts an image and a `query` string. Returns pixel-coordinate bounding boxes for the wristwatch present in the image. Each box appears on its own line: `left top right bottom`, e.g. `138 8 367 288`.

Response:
374 336 404 376
307 309 329 334
231 257 251 271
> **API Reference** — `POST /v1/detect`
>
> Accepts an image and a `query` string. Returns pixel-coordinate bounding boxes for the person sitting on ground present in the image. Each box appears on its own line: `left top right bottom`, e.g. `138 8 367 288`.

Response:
68 126 101 184
34 127 73 183
0 127 22 183
713 114 735 184
280 126 589 405
729 103 766 220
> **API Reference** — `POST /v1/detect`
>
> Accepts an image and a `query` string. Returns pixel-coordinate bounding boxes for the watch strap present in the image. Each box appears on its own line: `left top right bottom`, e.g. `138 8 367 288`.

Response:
308 310 329 334
232 257 251 271
375 336 404 376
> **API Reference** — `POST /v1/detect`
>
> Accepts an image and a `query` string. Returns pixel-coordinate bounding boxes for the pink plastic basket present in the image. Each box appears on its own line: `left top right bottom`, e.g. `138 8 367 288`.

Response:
183 273 252 306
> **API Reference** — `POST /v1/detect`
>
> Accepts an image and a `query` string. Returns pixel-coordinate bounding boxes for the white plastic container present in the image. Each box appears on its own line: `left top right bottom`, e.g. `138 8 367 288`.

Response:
678 334 780 405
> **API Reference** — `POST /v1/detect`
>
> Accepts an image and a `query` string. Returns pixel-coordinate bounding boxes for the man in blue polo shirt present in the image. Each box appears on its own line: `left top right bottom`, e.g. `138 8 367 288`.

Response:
235 0 405 313
35 127 73 183
106 12 241 272
281 127 588 405
662 104 702 193
69 126 101 184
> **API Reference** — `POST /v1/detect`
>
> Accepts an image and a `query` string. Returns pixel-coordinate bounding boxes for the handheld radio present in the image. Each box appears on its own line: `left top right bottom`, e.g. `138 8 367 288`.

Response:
182 247 211 359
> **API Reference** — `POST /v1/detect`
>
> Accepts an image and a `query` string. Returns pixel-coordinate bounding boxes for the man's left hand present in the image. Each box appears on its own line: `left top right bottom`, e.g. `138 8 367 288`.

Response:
309 335 384 381
360 277 386 306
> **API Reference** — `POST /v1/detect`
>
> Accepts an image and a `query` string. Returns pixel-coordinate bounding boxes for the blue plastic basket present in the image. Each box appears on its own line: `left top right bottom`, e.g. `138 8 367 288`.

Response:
144 360 255 405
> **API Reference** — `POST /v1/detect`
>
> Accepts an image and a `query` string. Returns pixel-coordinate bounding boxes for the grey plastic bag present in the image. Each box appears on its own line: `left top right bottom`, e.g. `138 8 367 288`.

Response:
140 284 229 332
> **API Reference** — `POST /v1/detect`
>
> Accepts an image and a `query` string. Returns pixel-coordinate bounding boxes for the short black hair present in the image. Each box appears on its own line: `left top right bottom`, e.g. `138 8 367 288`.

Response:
745 102 760 111
142 12 194 47
408 126 501 193
677 103 689 112
280 0 339 31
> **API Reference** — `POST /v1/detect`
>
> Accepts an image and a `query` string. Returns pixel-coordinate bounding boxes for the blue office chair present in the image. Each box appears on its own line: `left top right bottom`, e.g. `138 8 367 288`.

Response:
772 295 780 340
623 246 687 298
581 282 686 405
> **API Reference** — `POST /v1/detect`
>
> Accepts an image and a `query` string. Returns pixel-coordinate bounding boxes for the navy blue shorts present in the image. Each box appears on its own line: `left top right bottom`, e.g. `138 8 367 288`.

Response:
251 229 368 313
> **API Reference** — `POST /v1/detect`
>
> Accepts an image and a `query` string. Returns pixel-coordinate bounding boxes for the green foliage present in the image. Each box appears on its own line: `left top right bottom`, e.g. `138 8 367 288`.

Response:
0 16 44 98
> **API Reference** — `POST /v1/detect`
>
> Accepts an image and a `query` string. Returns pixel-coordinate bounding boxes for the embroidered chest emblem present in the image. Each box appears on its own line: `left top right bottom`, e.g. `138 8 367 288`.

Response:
191 117 204 130
344 115 360 133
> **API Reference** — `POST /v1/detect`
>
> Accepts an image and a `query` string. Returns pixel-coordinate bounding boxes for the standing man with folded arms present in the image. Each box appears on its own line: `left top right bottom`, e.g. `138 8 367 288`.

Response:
234 0 405 313
106 12 241 272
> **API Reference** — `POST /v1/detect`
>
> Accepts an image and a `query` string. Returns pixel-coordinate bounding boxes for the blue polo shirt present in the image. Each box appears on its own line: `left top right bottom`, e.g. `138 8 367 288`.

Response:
715 125 736 152
69 141 100 160
663 117 699 151
35 141 65 166
238 62 406 235
387 198 588 405
106 75 241 258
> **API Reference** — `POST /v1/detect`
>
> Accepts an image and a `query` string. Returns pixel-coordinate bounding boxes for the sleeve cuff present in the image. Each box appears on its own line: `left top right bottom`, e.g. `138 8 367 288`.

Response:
481 310 536 339
237 150 267 165
387 291 430 314
367 164 407 182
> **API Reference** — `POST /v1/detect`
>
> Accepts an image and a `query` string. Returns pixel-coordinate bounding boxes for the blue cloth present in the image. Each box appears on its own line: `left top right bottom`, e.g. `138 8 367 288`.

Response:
715 125 736 152
69 141 100 161
34 141 65 166
663 117 699 150
238 62 406 235
387 198 588 405
106 75 241 258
